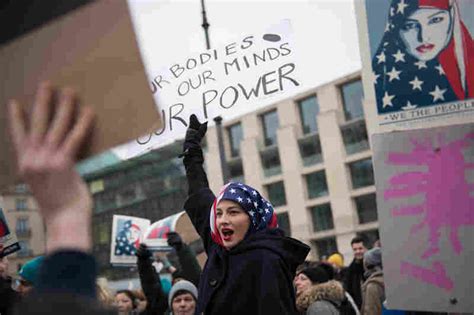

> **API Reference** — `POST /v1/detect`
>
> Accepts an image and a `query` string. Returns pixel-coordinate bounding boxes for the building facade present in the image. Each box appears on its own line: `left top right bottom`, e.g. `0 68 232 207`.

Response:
204 70 379 261
0 184 46 274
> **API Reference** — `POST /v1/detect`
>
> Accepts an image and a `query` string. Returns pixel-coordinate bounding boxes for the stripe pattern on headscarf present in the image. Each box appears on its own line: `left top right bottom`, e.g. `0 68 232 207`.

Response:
210 182 278 246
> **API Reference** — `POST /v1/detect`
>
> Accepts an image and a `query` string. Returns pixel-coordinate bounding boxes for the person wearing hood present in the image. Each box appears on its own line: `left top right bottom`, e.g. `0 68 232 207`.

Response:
294 264 346 315
361 247 385 315
181 114 310 315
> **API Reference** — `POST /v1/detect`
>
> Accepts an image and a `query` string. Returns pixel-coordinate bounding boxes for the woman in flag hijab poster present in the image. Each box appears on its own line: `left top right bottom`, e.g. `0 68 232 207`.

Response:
371 0 473 117
180 115 310 315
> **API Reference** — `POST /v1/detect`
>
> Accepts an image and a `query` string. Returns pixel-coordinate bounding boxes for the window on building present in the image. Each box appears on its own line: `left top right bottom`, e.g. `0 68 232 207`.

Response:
16 218 29 233
227 123 243 157
305 170 329 199
341 119 370 155
298 95 319 134
276 212 291 236
310 203 334 232
357 229 380 249
355 194 378 224
15 184 27 193
341 80 364 121
261 110 279 146
94 222 110 245
260 146 281 177
313 237 338 260
17 240 31 257
298 134 323 166
349 158 375 189
265 181 287 207
15 198 27 211
227 158 244 183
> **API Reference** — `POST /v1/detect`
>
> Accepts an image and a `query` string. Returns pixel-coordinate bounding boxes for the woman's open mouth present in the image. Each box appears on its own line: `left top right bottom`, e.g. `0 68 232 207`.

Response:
221 228 234 241
416 43 434 53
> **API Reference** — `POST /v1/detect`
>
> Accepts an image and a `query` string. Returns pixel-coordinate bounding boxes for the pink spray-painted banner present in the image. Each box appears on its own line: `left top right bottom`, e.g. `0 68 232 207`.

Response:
372 122 474 313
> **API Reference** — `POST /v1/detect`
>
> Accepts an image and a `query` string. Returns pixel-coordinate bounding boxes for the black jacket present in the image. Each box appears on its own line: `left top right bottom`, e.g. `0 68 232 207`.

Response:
183 147 310 315
173 243 202 288
343 259 365 310
137 255 168 315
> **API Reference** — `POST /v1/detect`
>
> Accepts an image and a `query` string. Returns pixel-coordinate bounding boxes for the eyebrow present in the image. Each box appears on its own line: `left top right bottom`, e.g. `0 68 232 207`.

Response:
428 10 447 19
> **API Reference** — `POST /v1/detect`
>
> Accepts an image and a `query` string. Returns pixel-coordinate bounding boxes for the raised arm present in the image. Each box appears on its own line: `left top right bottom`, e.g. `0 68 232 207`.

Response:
8 82 97 299
181 115 215 252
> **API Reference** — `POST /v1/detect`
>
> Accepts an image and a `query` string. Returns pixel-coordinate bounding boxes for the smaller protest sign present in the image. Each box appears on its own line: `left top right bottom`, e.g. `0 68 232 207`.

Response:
110 215 151 266
110 212 203 266
0 207 20 258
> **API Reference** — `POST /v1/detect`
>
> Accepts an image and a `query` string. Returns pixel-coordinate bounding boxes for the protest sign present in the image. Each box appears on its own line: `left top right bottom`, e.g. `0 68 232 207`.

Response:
0 207 20 258
110 212 201 266
0 0 160 190
143 211 201 251
372 123 474 312
110 215 151 266
112 19 301 160
355 0 474 133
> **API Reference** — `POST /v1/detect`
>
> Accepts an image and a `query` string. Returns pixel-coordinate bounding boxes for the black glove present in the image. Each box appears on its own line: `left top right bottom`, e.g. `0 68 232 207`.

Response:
167 232 183 251
179 114 207 158
135 243 152 260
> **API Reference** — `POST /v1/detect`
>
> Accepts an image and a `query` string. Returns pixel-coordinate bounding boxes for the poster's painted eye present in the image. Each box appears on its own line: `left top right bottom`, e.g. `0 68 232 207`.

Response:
401 21 419 31
263 33 281 42
429 16 444 25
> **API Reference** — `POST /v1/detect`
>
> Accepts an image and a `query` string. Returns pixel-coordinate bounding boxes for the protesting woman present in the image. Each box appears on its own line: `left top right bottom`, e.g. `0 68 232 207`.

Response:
181 115 310 314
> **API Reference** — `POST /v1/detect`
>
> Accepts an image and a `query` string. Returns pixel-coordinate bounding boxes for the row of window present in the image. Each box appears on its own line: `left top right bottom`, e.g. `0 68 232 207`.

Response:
227 79 365 158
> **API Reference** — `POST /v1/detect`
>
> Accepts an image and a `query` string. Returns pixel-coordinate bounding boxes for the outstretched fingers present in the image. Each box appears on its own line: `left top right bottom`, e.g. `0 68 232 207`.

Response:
8 99 27 156
62 105 95 158
30 81 53 141
45 88 76 147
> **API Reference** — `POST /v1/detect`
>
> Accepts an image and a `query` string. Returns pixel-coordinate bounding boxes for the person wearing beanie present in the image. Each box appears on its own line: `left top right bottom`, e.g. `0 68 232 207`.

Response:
168 280 198 315
294 265 345 315
16 256 44 297
361 247 385 315
181 115 310 315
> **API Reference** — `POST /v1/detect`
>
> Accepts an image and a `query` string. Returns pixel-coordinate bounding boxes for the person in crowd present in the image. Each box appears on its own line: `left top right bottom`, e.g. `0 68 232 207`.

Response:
344 236 367 310
135 244 168 315
166 232 202 287
294 264 345 315
168 280 198 315
181 114 310 314
361 247 385 315
115 290 139 315
327 252 345 281
14 256 44 297
96 278 115 308
8 82 112 315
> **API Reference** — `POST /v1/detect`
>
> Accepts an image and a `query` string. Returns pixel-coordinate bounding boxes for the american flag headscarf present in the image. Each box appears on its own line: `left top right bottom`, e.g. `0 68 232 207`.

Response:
372 0 474 114
210 182 278 246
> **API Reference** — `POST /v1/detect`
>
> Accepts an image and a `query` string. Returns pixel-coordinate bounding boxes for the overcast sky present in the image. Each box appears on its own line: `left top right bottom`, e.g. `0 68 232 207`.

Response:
128 0 362 96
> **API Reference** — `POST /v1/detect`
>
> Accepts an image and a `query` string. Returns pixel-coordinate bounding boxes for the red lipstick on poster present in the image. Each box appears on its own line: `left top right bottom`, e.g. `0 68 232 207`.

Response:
416 43 435 53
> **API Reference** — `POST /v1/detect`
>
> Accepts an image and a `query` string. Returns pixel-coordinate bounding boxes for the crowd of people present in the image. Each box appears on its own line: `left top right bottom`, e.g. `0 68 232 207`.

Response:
0 82 436 315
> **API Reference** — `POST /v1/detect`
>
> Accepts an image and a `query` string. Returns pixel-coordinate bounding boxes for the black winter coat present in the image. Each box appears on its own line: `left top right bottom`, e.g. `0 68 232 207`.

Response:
183 147 310 315
137 255 168 315
343 259 365 310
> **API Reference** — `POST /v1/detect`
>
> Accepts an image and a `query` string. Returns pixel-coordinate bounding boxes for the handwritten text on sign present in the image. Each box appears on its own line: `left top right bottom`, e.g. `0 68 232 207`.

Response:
135 22 300 148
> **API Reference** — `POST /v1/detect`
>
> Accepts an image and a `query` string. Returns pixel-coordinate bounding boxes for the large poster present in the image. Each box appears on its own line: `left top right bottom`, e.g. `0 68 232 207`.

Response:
372 123 474 312
112 19 301 160
357 0 474 132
